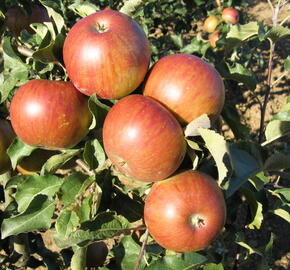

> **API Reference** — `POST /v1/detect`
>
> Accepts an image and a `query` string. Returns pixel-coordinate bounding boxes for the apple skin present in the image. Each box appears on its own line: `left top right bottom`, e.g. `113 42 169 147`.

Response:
144 170 226 252
209 31 219 47
222 8 239 24
0 120 16 174
4 4 51 36
63 9 151 99
103 95 186 182
10 80 92 150
143 54 225 124
203 16 219 33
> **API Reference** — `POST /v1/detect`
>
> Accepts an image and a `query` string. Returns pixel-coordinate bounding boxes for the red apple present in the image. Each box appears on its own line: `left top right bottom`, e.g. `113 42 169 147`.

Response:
144 170 226 252
4 4 51 36
10 80 92 150
203 16 219 33
63 9 151 99
0 120 15 174
103 95 186 182
222 8 239 24
143 54 225 124
209 31 219 47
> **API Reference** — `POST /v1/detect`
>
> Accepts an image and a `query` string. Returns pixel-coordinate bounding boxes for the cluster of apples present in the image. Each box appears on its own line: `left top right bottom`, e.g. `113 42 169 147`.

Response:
4 8 227 252
203 7 240 47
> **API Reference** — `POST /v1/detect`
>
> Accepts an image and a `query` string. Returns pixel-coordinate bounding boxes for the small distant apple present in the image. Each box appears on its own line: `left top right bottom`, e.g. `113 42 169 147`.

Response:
203 16 219 33
209 31 219 47
222 8 239 24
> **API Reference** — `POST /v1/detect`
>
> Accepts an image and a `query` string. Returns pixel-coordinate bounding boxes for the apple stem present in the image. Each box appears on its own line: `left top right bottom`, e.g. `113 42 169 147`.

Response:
133 228 149 270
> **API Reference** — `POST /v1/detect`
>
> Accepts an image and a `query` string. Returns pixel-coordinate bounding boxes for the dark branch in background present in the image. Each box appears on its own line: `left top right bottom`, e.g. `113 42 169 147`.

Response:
258 0 288 143
133 229 149 270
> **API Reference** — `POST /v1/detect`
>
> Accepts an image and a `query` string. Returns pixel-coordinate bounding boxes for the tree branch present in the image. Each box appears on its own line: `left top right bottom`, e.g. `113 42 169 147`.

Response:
133 229 149 270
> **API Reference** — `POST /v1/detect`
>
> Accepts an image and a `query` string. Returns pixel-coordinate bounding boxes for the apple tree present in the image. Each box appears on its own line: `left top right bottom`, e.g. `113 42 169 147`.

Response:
0 0 290 269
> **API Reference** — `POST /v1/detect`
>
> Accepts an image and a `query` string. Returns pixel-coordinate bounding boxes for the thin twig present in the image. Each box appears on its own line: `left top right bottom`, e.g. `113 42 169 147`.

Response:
133 229 149 270
258 0 283 143
75 158 95 176
17 46 34 57
267 0 274 12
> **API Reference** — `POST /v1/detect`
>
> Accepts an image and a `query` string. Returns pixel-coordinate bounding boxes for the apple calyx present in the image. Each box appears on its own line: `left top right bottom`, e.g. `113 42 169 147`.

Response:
93 22 108 33
189 214 206 229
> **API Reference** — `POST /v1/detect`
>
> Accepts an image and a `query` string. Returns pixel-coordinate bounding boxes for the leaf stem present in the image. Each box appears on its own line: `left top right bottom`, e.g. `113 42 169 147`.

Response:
133 229 149 270
75 159 95 177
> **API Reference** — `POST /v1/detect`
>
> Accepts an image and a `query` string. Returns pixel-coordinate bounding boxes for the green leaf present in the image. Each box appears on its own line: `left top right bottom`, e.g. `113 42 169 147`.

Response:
271 207 290 223
218 62 257 90
221 104 250 139
88 95 110 130
225 22 259 50
145 252 207 270
263 152 290 171
264 120 290 145
184 114 211 137
68 2 99 17
83 139 106 170
273 110 290 121
285 56 290 71
241 186 263 229
275 188 290 202
13 174 62 213
170 34 184 48
54 212 130 249
33 33 65 63
59 172 90 207
41 149 81 175
204 263 224 270
265 26 290 43
1 194 55 239
226 143 262 197
56 210 80 238
42 4 64 35
7 139 37 169
113 236 146 270
198 128 231 186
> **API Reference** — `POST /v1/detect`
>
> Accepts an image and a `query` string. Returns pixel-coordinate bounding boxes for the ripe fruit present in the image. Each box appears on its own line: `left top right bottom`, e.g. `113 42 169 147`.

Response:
10 80 92 150
144 170 226 252
209 31 219 47
4 4 51 36
203 16 219 33
222 8 239 24
0 120 15 174
143 54 225 124
103 95 186 182
63 9 151 99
